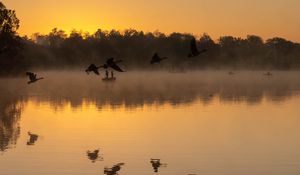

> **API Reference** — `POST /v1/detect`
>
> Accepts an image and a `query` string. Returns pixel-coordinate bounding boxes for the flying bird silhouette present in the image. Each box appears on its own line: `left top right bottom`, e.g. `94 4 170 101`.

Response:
85 64 101 75
26 72 44 84
188 38 207 58
101 58 125 72
151 53 167 64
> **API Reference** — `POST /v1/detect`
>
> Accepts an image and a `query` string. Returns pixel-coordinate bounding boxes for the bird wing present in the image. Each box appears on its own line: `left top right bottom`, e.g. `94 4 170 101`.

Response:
26 72 36 81
153 53 159 60
26 72 34 77
93 69 100 75
110 64 125 72
190 38 199 54
91 64 98 69
86 64 93 72
114 59 123 63
106 58 115 64
151 53 160 63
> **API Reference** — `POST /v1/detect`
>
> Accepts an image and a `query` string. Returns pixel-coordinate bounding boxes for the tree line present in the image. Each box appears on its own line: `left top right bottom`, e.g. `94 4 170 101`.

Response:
1 2 300 74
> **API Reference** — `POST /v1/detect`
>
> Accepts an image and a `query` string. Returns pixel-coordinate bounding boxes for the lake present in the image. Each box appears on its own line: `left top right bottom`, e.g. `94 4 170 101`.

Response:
0 71 300 175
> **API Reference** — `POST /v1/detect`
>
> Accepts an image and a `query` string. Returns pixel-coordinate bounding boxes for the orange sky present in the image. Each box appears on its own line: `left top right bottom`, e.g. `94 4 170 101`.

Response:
3 0 300 42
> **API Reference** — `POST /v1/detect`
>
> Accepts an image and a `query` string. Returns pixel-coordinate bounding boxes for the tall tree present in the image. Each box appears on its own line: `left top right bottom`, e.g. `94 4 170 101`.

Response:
0 2 19 34
0 2 23 74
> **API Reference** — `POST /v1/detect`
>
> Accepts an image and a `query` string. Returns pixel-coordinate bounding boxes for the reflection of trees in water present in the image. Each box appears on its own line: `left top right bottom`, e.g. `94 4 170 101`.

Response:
0 78 25 152
0 100 23 151
0 72 299 150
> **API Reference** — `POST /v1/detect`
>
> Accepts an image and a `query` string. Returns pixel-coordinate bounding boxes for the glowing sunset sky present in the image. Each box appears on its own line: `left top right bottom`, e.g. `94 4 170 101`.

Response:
4 0 300 41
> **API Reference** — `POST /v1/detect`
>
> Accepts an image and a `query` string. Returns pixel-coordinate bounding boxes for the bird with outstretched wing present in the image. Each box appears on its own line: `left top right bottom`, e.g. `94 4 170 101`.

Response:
85 64 101 75
188 38 207 58
106 58 125 72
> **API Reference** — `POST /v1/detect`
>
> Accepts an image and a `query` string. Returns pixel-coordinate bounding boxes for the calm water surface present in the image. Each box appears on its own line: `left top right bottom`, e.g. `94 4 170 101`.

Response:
0 71 300 175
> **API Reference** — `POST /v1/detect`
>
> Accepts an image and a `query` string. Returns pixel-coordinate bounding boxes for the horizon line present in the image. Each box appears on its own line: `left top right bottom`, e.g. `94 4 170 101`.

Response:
20 27 300 44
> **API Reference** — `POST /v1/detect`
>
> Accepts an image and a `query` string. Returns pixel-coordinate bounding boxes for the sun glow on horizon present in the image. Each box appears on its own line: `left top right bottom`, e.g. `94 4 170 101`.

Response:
3 0 300 42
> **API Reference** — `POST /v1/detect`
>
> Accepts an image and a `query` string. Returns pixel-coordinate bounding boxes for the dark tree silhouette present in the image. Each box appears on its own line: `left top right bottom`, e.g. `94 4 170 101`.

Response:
0 2 19 34
1 1 300 74
0 2 24 74
18 30 300 71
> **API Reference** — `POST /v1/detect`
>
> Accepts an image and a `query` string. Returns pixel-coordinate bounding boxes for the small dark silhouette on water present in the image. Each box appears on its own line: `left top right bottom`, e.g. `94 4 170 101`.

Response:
26 72 44 84
85 64 101 75
102 70 116 81
86 149 103 163
264 72 273 76
104 163 125 175
188 38 207 58
111 71 114 78
150 159 167 173
105 70 109 78
27 132 38 145
101 58 125 72
151 52 167 64
228 71 235 75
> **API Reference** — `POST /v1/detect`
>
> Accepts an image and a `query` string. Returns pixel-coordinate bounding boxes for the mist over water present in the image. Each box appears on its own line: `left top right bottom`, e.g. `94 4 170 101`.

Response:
1 71 300 108
1 1 300 174
1 71 300 175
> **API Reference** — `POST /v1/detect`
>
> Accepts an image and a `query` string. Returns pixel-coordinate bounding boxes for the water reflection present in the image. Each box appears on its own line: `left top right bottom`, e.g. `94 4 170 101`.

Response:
0 87 23 151
0 71 300 152
104 163 125 175
87 149 103 163
27 132 39 145
1 71 300 108
150 159 167 173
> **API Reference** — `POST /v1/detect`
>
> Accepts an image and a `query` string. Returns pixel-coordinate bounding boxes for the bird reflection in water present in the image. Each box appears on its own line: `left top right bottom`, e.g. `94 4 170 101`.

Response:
150 159 167 173
27 132 38 145
86 149 103 163
104 163 125 175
